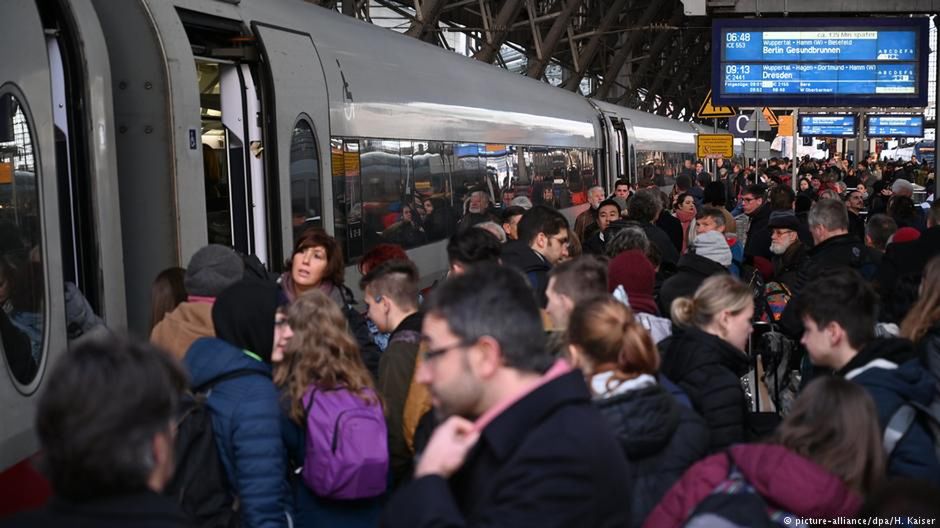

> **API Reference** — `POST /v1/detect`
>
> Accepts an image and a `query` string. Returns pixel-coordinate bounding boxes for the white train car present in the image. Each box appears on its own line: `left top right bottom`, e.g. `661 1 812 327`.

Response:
0 0 698 501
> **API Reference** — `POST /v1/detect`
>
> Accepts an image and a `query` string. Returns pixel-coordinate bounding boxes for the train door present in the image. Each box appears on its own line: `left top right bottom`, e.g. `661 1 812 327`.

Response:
0 0 69 476
252 24 332 265
619 118 638 184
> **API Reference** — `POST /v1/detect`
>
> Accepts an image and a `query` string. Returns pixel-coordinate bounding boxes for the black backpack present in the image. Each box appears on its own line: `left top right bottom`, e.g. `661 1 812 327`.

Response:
165 370 262 528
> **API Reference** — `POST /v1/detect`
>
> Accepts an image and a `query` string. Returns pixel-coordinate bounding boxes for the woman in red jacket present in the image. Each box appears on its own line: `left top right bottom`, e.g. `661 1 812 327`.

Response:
643 377 885 528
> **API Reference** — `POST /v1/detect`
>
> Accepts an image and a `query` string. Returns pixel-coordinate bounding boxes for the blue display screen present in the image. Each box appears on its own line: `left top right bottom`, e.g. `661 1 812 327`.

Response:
867 115 924 137
799 115 858 137
713 19 928 107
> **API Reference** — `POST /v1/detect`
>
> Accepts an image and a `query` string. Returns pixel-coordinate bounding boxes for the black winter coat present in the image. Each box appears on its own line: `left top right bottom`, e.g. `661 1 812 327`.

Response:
780 233 879 338
744 203 773 263
771 240 807 291
500 240 551 307
659 326 750 453
594 384 709 528
658 253 728 316
656 213 684 253
381 370 632 528
877 226 940 298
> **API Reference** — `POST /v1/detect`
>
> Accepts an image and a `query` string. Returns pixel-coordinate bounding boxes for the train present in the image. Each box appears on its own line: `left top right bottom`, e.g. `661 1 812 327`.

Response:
0 0 704 498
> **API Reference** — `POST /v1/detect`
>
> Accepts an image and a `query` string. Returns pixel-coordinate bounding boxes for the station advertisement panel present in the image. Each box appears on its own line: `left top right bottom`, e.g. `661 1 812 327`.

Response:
713 18 929 107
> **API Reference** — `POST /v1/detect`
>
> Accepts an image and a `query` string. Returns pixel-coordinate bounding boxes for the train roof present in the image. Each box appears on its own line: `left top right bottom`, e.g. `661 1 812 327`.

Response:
238 0 600 149
590 100 697 153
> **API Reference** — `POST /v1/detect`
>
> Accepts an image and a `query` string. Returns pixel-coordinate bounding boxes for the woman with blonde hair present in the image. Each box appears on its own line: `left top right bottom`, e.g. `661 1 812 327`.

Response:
645 377 884 527
659 274 753 452
901 254 940 421
277 290 386 528
568 296 708 528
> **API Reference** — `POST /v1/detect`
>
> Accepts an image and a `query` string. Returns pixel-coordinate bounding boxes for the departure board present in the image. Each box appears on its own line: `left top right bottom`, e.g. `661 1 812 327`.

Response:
799 115 858 137
713 18 929 107
866 115 924 137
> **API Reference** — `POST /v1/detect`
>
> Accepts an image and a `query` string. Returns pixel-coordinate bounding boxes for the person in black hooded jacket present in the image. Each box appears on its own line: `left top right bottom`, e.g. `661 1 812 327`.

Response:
568 297 709 528
659 274 753 453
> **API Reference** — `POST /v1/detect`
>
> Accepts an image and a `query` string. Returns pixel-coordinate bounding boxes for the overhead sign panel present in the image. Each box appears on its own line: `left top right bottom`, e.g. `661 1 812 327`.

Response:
866 115 924 137
799 114 858 137
712 18 929 107
696 134 734 159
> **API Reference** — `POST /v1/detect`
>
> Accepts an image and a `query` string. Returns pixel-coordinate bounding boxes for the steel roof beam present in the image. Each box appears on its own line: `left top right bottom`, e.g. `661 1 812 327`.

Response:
406 0 448 42
526 0 584 78
594 0 669 98
560 0 630 91
641 37 684 111
473 0 528 63
614 6 683 104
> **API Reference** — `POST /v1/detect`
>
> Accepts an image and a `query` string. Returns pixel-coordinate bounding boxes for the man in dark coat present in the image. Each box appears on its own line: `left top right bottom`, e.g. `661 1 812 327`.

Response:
844 189 867 241
768 211 807 292
500 205 569 307
627 189 679 265
382 266 632 528
1 338 193 528
795 270 940 485
780 199 879 338
742 184 773 265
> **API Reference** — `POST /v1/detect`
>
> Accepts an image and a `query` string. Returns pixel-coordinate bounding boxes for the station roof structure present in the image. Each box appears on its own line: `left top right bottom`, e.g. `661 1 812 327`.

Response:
303 1 939 123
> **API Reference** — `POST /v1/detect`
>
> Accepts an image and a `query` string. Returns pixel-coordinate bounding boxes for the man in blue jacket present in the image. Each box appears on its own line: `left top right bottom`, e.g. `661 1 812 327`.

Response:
795 269 940 485
381 265 632 527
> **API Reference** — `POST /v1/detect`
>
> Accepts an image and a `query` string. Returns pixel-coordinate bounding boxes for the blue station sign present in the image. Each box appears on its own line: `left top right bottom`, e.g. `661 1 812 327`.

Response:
866 115 924 138
799 114 858 137
713 18 929 107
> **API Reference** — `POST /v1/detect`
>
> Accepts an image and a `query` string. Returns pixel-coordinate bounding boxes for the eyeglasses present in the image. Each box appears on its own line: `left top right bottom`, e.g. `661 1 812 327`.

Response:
421 340 473 362
549 235 569 247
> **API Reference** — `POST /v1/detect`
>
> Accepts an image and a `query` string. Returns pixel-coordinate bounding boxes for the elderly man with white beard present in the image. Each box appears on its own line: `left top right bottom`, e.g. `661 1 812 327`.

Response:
768 210 807 291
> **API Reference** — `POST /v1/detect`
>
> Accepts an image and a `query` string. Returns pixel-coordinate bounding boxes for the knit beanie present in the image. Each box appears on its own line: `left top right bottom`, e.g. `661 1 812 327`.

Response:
692 230 733 268
184 244 245 297
893 227 921 244
607 250 658 315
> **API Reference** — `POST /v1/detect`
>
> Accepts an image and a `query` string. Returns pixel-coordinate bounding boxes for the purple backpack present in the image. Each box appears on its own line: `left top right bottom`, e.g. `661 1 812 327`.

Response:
302 386 388 499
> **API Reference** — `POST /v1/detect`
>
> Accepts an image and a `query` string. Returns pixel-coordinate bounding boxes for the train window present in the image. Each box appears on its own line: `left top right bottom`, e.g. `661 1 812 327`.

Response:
0 92 45 386
413 141 454 242
361 139 423 250
331 139 363 261
289 118 321 241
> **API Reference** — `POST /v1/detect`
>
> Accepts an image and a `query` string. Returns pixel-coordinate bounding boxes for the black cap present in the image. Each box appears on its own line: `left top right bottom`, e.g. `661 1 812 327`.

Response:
768 210 800 231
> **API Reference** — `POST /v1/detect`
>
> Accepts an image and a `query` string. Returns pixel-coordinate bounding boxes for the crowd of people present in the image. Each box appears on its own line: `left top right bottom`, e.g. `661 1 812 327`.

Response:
3 152 940 528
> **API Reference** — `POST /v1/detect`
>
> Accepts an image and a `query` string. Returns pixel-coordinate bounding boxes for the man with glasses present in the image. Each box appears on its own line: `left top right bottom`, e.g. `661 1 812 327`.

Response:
500 205 570 307
741 184 773 266
381 265 631 528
